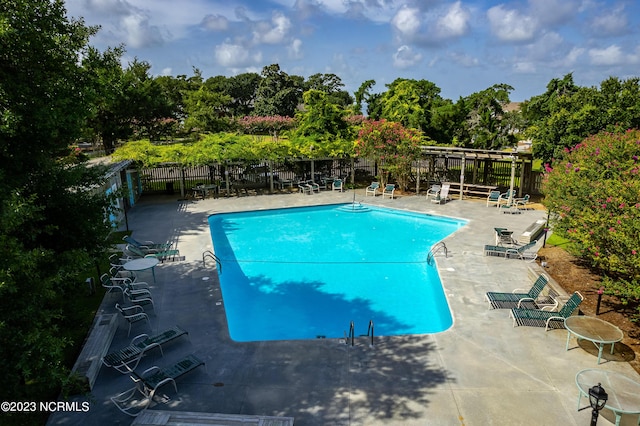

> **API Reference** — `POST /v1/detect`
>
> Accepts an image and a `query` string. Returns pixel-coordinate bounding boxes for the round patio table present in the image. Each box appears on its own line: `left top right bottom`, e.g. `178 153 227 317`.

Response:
123 257 159 283
565 316 624 364
575 369 640 426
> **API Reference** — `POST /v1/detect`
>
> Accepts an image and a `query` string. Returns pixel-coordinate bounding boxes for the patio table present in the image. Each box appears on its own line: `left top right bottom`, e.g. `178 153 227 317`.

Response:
565 316 623 364
575 368 640 426
123 257 159 283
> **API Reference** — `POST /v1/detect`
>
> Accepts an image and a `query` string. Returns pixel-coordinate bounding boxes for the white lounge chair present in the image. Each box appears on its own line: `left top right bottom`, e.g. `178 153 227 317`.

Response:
431 183 450 204
426 185 441 200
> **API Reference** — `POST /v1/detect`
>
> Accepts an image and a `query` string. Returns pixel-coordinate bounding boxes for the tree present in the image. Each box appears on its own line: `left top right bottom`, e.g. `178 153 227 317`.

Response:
304 73 353 107
182 84 232 133
355 119 422 190
542 129 640 314
353 79 376 115
379 78 443 133
225 72 261 117
520 74 640 162
253 64 303 117
0 0 115 404
82 51 175 152
460 83 515 149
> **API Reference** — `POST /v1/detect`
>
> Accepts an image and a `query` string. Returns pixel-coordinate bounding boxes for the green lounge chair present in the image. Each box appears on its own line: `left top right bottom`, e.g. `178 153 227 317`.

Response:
123 235 172 252
509 291 584 330
125 244 180 262
102 326 189 373
485 274 554 309
484 240 539 262
111 354 205 416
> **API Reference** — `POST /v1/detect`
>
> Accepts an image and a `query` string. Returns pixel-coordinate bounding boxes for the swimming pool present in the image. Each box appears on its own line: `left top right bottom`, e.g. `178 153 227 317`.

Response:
208 204 467 342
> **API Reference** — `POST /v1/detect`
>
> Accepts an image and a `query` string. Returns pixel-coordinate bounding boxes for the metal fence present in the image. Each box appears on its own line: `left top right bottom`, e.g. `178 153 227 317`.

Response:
138 157 542 196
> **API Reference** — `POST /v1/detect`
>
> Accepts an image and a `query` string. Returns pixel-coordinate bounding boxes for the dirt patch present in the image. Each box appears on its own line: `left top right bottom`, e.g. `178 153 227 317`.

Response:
538 246 640 373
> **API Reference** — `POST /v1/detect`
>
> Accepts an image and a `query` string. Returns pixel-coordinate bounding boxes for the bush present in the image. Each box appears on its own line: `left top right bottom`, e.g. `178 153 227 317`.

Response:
542 129 640 312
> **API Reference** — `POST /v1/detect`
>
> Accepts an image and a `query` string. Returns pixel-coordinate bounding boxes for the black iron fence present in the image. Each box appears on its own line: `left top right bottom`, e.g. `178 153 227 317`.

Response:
138 157 542 196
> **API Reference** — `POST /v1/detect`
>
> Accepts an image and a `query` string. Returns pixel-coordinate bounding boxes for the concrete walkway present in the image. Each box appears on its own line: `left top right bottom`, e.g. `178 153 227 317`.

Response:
48 190 640 426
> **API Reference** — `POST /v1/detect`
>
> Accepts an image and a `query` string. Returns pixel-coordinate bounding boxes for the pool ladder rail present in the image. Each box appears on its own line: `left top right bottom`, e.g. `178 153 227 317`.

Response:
344 320 375 347
426 242 448 265
202 250 222 273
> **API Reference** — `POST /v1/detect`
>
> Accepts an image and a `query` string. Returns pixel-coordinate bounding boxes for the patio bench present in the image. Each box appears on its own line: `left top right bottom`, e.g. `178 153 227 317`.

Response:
443 182 497 199
70 313 118 391
132 410 295 425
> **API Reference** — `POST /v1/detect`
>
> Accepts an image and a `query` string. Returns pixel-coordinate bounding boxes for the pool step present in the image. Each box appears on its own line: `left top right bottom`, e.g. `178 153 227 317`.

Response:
337 203 370 213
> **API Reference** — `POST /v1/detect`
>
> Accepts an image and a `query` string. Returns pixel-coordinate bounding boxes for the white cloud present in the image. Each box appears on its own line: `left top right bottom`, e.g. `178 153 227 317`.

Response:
215 41 261 67
529 0 578 26
288 38 303 59
513 61 536 73
590 6 629 36
391 6 421 38
160 67 172 76
121 12 165 48
449 51 479 67
487 5 538 42
253 11 292 44
434 1 470 39
588 45 638 66
393 45 422 68
201 14 229 31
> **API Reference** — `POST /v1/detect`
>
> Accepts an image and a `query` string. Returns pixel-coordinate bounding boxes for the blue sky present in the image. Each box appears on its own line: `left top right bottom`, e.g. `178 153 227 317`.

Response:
65 0 640 102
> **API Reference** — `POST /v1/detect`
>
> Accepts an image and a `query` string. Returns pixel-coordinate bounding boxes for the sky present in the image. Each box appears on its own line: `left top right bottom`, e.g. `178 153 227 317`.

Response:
64 0 640 102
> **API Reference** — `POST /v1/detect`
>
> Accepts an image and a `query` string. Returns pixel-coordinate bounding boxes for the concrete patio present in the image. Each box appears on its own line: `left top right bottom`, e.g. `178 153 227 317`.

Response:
47 189 640 426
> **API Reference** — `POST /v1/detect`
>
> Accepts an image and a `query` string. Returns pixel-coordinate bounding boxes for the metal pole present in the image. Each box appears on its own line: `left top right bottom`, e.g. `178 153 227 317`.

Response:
596 287 604 315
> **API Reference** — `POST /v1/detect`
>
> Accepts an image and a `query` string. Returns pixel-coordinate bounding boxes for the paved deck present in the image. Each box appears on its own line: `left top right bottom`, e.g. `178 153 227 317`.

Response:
47 189 640 426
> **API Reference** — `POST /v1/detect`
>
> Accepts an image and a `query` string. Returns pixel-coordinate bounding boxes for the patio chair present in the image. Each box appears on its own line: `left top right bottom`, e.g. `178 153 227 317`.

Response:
102 325 189 374
124 284 155 312
125 244 180 262
494 228 517 246
509 291 584 330
382 183 396 199
101 273 127 300
515 194 530 209
298 183 312 195
426 184 441 200
309 181 321 193
431 183 450 204
116 303 151 336
123 235 172 252
484 240 539 262
496 189 515 208
505 240 540 261
110 353 205 417
484 274 554 309
332 179 344 192
486 190 501 207
365 182 380 196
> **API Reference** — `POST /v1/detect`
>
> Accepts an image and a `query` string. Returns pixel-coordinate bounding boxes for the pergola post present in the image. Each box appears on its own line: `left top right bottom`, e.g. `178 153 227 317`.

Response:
459 155 466 200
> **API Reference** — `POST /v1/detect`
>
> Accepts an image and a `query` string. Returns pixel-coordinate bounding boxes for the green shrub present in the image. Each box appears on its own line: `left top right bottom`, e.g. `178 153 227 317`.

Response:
543 129 640 313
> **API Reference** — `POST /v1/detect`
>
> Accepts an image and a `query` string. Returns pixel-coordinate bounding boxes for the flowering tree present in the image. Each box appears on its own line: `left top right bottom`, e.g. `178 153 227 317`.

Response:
235 115 295 141
355 119 422 190
542 129 640 310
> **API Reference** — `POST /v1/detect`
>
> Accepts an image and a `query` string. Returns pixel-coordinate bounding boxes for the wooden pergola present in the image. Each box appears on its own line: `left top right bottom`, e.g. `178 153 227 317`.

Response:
416 146 535 201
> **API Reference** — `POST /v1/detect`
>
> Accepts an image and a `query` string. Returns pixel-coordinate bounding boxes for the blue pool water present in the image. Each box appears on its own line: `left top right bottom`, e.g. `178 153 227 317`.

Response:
208 204 467 342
